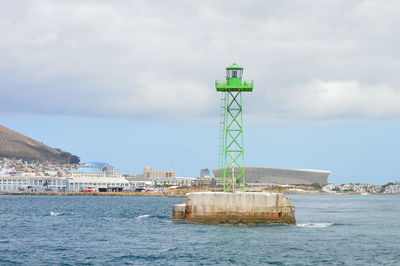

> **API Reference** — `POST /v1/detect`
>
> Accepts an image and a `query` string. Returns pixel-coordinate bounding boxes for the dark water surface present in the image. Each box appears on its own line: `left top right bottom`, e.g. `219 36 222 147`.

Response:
0 194 399 265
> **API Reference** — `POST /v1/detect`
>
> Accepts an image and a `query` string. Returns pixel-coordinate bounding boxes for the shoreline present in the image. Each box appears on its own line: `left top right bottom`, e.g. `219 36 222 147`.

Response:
0 191 183 197
0 190 398 197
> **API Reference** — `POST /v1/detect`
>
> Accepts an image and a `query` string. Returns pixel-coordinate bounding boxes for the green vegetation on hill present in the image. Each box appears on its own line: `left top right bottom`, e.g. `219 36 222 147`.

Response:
0 125 80 164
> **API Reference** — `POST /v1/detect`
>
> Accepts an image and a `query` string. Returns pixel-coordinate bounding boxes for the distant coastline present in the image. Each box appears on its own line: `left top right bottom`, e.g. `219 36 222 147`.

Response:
1 189 399 197
0 191 179 197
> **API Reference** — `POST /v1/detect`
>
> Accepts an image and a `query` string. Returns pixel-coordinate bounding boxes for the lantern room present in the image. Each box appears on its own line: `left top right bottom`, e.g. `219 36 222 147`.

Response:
215 63 254 92
226 63 243 79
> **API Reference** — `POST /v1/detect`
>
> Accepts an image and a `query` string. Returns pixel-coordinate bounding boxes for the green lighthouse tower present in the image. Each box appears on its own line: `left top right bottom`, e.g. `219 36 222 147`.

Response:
216 63 253 192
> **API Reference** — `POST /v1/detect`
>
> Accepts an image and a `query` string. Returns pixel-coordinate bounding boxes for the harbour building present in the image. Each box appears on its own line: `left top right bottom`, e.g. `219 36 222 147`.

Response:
67 162 130 192
70 162 117 177
0 176 66 191
143 167 177 179
129 167 195 188
0 160 131 192
66 176 130 192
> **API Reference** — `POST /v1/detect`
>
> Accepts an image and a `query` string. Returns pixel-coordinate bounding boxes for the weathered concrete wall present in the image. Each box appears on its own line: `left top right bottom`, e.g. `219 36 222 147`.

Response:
172 192 295 225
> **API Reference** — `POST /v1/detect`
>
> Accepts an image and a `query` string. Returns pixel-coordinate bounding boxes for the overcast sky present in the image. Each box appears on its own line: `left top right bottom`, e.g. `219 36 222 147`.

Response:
1 0 400 183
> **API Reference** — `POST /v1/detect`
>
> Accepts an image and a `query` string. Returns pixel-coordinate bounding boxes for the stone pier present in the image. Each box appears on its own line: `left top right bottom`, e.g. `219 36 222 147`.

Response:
172 192 296 225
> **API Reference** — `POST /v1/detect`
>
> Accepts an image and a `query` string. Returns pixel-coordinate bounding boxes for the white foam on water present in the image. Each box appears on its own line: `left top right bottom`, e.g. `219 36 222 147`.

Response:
137 214 150 219
296 223 334 228
49 212 61 216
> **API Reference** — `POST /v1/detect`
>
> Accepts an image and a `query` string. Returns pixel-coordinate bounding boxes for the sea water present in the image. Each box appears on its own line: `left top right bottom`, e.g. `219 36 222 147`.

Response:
0 194 399 265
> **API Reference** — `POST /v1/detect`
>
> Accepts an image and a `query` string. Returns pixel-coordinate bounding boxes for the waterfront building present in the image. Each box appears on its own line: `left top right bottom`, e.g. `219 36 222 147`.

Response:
66 176 130 192
193 176 224 187
152 176 196 187
0 160 133 192
125 175 152 189
67 162 131 191
71 162 120 178
0 176 66 191
142 167 177 179
128 167 194 187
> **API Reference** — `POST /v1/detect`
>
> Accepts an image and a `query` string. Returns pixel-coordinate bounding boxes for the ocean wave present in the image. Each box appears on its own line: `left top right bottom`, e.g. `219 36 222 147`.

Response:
47 211 73 216
136 214 151 219
296 223 334 228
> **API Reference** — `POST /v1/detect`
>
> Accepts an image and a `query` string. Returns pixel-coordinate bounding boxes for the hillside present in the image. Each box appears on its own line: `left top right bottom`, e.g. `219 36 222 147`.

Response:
0 125 80 164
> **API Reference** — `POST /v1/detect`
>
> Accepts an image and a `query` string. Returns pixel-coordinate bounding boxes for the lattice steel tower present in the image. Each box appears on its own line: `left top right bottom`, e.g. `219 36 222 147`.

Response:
216 63 253 192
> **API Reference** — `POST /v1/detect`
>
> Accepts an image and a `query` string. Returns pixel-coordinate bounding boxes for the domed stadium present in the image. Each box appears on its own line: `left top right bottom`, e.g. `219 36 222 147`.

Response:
213 167 330 185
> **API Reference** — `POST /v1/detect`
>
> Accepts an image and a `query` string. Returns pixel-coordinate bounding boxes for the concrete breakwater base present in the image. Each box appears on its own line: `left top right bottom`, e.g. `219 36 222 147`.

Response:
172 192 296 225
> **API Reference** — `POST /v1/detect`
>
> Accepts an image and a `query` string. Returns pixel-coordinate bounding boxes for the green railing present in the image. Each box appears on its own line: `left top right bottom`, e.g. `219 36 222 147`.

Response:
215 80 253 92
215 80 254 87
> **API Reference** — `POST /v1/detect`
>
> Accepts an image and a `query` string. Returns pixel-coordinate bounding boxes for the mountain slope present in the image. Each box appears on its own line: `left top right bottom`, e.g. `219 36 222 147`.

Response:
0 125 80 163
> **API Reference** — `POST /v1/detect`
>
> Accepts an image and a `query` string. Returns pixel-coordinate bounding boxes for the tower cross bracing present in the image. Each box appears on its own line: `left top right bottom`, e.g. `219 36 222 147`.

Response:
215 63 253 192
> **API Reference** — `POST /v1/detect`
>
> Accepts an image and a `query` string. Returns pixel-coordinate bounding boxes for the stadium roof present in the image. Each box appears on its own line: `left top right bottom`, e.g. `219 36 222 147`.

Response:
71 168 104 173
84 162 113 168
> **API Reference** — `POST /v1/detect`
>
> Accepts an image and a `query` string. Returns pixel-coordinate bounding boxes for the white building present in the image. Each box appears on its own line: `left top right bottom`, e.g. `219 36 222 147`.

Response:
126 176 152 188
153 176 197 187
66 162 130 191
70 162 121 178
0 176 66 191
143 167 177 179
0 161 140 192
66 176 130 192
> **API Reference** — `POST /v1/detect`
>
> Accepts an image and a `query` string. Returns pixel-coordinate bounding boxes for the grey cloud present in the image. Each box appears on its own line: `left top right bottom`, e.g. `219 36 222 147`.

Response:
1 0 399 123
